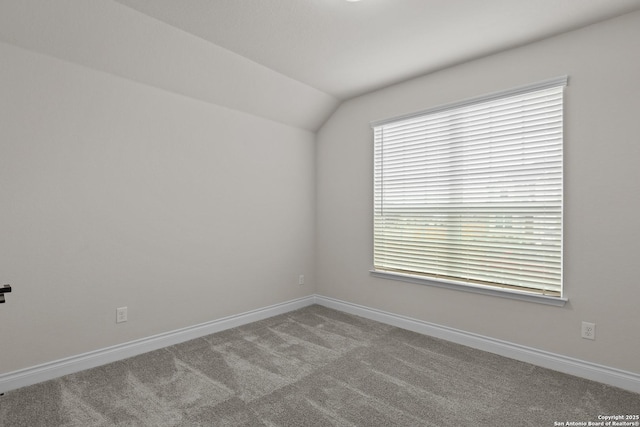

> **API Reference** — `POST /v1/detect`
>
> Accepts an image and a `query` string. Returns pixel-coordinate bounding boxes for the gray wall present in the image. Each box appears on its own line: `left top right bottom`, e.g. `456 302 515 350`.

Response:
316 11 640 374
0 42 316 373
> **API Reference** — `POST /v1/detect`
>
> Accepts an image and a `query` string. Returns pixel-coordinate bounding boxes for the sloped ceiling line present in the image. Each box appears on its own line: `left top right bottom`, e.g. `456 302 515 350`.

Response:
2 0 640 131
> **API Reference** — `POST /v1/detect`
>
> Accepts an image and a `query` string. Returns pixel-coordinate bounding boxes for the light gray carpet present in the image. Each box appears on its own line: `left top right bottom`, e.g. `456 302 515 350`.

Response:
1 305 638 426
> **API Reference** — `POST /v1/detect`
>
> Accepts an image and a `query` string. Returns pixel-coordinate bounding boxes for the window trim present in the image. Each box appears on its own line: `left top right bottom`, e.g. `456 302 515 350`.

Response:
369 269 568 306
371 76 568 128
371 76 568 305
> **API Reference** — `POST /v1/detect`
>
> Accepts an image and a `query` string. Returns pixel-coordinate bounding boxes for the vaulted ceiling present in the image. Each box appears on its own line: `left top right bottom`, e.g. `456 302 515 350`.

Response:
114 0 640 100
2 0 640 131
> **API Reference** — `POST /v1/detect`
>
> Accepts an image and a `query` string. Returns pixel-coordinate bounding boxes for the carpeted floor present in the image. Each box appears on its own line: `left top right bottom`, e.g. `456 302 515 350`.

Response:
1 305 638 426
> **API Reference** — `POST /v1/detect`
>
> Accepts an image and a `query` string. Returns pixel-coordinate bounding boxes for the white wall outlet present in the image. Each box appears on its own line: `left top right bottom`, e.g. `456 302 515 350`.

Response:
581 321 595 340
116 307 128 323
298 274 304 285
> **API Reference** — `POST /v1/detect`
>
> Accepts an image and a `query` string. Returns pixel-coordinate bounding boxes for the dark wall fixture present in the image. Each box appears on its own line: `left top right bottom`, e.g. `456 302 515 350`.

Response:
0 284 11 303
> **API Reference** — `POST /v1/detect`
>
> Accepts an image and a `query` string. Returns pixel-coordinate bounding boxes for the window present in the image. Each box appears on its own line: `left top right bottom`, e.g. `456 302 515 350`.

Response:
372 77 567 302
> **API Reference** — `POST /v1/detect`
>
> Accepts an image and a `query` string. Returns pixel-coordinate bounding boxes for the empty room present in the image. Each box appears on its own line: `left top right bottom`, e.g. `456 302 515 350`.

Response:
1 0 639 425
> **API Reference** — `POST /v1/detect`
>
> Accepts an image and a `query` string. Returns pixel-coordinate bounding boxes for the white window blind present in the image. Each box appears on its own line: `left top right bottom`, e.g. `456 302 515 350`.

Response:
372 77 566 297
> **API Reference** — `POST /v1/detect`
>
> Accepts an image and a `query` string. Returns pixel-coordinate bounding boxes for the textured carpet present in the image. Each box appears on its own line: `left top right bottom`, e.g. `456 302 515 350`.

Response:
1 305 638 426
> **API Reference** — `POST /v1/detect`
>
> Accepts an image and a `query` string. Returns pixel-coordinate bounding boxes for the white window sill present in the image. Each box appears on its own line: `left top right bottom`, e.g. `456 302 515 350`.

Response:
370 270 567 307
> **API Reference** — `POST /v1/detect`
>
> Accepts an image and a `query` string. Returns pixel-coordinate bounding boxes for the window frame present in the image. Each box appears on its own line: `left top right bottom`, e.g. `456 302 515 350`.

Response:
370 77 568 306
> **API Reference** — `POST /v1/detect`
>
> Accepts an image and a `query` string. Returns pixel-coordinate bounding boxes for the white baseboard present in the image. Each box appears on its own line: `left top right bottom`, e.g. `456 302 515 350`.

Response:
0 295 315 394
314 295 640 394
3 294 639 395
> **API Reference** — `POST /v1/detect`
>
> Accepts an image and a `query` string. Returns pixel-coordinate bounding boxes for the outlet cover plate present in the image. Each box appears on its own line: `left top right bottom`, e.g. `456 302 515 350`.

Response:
116 307 128 323
581 321 595 340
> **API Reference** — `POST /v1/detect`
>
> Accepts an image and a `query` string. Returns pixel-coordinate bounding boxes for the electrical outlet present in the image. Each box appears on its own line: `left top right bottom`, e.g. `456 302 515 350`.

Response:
581 321 595 340
298 274 304 285
116 307 128 323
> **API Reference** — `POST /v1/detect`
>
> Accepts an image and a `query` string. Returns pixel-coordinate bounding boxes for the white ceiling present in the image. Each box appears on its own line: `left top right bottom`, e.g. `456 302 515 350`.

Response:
1 1 639 131
113 0 640 100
